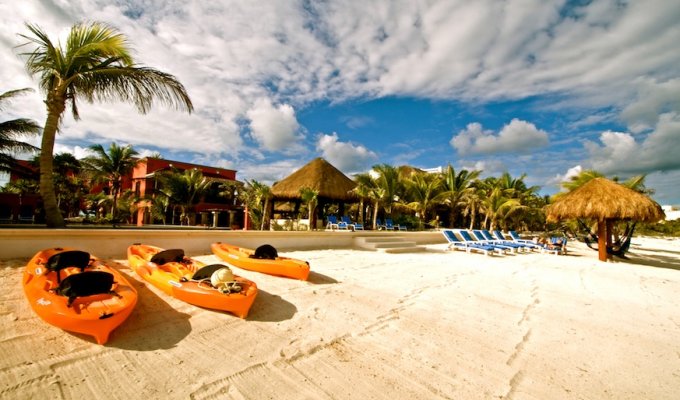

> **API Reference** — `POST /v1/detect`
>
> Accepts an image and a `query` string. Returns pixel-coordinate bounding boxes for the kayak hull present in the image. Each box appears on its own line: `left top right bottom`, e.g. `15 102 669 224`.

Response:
211 242 310 281
23 247 138 345
127 244 257 318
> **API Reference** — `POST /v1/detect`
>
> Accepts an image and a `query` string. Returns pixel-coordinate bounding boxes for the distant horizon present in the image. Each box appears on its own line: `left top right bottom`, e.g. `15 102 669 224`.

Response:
2 1 679 203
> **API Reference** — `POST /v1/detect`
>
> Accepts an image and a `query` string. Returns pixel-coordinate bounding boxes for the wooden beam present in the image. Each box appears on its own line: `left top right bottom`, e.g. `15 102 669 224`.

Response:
597 220 608 262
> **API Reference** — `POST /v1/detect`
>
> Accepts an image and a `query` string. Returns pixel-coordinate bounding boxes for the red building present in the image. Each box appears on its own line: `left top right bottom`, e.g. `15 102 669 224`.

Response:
1 157 243 228
130 158 242 227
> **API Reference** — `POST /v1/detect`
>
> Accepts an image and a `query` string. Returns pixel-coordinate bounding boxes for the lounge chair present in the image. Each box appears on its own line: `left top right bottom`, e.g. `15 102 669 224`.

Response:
476 230 530 252
385 218 407 231
326 216 339 230
342 216 363 231
377 219 393 231
455 229 508 255
507 230 561 255
441 229 500 256
492 230 542 252
470 230 521 253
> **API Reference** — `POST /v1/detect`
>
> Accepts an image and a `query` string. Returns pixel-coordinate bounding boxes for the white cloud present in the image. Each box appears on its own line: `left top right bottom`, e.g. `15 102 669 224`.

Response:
52 144 95 159
585 112 680 175
2 1 680 201
246 98 303 153
546 165 582 189
316 133 377 173
451 119 549 155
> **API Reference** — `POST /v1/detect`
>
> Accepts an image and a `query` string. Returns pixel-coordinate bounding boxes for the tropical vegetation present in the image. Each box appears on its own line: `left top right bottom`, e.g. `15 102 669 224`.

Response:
0 88 41 172
18 21 193 227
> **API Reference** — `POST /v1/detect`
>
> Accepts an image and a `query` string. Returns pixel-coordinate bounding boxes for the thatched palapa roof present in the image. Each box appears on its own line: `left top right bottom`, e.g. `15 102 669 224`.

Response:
546 178 665 222
271 158 357 201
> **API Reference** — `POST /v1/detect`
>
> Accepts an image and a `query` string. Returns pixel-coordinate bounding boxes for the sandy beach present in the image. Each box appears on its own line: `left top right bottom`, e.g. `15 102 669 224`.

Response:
2 236 680 399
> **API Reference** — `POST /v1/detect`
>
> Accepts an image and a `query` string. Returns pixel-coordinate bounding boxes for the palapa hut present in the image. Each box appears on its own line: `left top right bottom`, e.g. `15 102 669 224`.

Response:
271 158 357 228
545 177 665 261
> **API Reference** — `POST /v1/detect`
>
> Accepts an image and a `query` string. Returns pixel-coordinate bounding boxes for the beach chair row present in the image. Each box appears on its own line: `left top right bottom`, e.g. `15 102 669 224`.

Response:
326 215 364 231
441 228 566 256
326 216 407 231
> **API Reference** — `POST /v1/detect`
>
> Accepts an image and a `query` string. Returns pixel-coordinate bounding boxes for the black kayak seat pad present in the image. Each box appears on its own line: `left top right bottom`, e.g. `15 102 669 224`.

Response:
249 244 278 260
47 250 91 272
57 270 115 307
150 249 185 265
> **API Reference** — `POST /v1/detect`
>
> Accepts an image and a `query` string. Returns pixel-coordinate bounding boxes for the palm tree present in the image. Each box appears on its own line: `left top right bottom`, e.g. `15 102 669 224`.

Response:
83 143 140 222
372 163 402 218
476 177 518 230
0 88 41 172
352 172 379 229
403 171 444 229
438 164 481 228
19 22 193 227
157 168 212 225
461 180 486 229
299 187 318 231
559 169 605 194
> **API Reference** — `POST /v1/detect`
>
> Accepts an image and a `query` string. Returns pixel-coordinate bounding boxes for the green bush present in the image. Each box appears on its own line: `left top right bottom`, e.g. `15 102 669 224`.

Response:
637 220 680 237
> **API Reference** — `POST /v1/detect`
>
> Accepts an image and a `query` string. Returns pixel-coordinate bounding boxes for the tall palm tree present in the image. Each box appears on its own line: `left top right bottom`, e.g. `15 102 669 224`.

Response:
157 168 212 225
299 187 318 231
352 172 380 229
372 163 402 218
480 177 523 230
19 22 193 227
403 171 444 229
0 88 41 172
559 169 605 194
83 143 140 222
461 180 486 229
438 164 481 228
239 180 272 230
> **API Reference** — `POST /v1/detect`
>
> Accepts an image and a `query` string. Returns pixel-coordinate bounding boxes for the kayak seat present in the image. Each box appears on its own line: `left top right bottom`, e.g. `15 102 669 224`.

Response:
46 250 92 283
192 264 228 281
57 271 115 307
249 244 278 260
150 249 185 265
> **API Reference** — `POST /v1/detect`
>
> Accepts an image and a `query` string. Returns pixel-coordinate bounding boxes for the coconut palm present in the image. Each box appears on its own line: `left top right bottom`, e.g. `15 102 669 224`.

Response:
403 171 444 229
19 22 193 227
352 172 380 229
438 164 481 228
83 143 140 222
299 187 318 231
372 163 402 218
157 168 212 225
239 180 272 230
461 180 486 229
0 88 41 172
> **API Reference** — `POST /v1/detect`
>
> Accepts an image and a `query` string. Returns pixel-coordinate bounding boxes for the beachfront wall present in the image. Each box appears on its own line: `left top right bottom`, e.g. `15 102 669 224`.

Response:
0 229 444 259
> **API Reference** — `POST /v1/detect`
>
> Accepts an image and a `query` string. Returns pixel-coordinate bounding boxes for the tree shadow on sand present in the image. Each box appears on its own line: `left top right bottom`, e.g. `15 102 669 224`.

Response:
246 289 297 322
617 251 680 271
105 263 192 351
307 271 338 284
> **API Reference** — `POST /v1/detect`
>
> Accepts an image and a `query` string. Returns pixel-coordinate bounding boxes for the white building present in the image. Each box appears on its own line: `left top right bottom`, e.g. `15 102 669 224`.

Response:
662 205 680 221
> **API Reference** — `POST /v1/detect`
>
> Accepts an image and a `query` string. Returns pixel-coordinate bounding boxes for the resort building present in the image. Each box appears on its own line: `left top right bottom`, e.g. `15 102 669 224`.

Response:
130 158 242 227
0 157 243 228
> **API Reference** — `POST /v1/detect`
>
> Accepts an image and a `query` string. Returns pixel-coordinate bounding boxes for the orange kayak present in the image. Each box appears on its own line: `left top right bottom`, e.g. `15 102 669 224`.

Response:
127 244 257 318
211 242 310 281
23 247 137 345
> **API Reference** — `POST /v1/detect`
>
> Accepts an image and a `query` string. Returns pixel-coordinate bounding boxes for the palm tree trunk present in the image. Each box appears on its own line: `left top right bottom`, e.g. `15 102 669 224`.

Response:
372 200 379 229
39 97 66 228
260 198 269 230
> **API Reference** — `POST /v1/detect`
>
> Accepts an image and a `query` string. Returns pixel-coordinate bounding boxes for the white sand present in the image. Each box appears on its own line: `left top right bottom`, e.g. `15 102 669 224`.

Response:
2 237 680 399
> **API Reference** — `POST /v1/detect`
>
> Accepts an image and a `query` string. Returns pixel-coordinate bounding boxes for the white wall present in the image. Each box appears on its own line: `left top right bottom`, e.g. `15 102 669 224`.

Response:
0 229 445 259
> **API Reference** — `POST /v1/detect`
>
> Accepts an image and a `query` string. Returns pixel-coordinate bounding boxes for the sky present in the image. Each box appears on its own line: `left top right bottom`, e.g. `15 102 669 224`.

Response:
1 0 679 204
